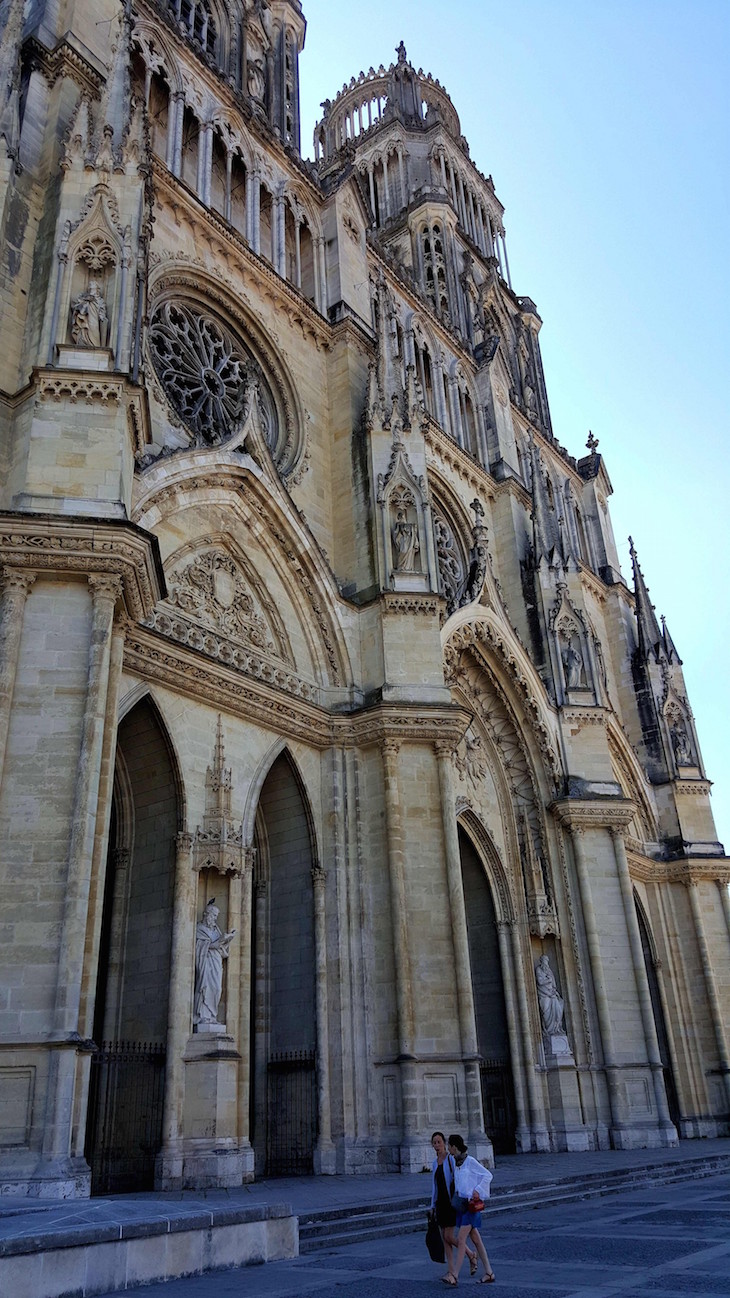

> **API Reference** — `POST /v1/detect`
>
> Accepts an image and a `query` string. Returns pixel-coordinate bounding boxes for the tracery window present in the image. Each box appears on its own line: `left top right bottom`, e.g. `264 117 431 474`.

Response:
148 300 277 449
421 223 449 319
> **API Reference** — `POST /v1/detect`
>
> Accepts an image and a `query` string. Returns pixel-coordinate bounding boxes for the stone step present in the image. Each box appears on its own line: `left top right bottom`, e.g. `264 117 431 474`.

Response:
298 1153 730 1253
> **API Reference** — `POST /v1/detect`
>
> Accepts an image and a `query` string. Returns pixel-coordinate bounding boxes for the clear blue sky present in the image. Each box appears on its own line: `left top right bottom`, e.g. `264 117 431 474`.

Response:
298 0 730 851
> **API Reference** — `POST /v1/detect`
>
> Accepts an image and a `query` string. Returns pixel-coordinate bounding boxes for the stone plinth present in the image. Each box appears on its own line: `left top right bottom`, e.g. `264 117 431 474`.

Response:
544 1042 590 1152
181 1030 245 1189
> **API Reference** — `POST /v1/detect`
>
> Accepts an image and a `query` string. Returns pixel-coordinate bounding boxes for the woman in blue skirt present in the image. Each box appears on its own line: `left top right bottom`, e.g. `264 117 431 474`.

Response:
442 1133 495 1285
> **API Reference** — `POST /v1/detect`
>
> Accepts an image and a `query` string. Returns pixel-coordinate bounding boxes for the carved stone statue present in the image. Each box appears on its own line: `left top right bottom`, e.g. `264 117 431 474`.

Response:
248 59 266 104
70 278 109 348
193 898 236 1029
535 954 566 1036
561 638 585 689
670 717 693 766
392 506 420 572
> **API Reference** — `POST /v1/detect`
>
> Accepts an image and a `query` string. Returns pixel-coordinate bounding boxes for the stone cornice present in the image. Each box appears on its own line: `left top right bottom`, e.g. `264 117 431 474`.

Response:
628 852 730 886
550 796 636 832
123 620 472 749
673 779 713 798
380 592 442 617
0 513 166 621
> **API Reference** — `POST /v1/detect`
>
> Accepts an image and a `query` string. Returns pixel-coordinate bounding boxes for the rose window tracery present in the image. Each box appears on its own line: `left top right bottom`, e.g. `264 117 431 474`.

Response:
148 301 277 449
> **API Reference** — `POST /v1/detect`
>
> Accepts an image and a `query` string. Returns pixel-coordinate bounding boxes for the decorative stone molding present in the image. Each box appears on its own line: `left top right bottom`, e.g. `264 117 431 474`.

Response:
562 707 609 731
0 567 36 595
380 593 441 617
38 373 124 405
673 780 713 798
550 797 637 832
0 515 165 622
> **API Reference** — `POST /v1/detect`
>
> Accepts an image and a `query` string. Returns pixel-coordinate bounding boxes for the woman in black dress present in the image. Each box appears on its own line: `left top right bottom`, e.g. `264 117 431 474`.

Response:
429 1131 478 1279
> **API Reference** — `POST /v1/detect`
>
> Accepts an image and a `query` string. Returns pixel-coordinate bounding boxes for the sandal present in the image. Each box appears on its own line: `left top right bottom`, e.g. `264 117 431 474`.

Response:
478 1273 495 1284
440 1277 458 1287
469 1255 478 1276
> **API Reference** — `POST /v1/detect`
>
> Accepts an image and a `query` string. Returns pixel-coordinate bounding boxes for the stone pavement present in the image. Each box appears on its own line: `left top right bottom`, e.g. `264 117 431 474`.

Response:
93 1168 730 1297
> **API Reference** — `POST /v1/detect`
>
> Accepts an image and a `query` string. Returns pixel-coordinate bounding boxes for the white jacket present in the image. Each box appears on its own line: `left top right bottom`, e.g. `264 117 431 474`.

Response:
453 1154 493 1202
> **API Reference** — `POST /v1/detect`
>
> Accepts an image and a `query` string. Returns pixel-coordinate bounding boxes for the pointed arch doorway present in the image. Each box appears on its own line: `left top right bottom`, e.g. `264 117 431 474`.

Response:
635 898 681 1131
459 825 517 1154
250 751 319 1175
86 697 180 1193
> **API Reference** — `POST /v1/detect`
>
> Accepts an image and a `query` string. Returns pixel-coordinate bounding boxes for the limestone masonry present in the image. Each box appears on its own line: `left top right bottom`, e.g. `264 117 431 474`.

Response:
0 0 728 1199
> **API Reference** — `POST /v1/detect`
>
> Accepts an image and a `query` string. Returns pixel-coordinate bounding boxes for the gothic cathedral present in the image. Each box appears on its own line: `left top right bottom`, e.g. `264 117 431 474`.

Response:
0 0 728 1198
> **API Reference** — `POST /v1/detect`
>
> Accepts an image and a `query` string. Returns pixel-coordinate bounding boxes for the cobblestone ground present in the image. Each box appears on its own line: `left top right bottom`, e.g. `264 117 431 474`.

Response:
98 1172 730 1298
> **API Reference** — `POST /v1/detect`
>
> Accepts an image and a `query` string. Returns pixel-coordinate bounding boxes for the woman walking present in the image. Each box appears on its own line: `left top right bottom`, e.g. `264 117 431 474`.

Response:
429 1132 478 1280
443 1133 495 1285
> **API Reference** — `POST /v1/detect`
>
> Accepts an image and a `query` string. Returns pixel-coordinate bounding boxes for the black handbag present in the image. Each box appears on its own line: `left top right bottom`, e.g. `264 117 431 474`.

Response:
426 1214 445 1263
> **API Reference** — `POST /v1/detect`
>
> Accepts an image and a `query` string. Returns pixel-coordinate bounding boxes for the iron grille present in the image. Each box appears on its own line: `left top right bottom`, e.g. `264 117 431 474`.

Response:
266 1049 317 1175
479 1057 517 1155
86 1040 166 1195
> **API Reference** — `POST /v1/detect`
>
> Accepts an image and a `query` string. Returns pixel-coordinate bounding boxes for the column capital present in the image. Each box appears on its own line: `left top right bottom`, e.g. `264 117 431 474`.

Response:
381 738 401 759
433 738 455 760
1 566 36 595
88 573 124 604
311 863 327 888
176 830 193 854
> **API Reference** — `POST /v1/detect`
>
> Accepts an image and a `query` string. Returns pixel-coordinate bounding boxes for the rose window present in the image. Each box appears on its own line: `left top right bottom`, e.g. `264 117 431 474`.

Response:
148 301 276 448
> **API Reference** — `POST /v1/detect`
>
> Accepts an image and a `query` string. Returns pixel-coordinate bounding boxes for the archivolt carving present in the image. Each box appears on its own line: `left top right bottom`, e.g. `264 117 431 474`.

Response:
164 544 293 666
444 620 560 785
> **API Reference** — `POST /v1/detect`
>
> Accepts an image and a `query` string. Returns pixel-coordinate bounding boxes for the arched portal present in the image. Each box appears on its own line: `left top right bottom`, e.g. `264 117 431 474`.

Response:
251 752 318 1175
85 697 179 1194
635 897 681 1130
459 826 517 1153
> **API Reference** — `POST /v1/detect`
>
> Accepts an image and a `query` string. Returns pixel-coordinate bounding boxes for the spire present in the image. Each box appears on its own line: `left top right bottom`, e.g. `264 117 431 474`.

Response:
92 0 133 167
629 537 662 661
661 614 682 665
0 0 25 162
529 435 563 564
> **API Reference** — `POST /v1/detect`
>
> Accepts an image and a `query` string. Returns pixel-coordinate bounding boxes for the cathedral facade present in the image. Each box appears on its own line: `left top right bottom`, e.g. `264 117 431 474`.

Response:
0 0 728 1199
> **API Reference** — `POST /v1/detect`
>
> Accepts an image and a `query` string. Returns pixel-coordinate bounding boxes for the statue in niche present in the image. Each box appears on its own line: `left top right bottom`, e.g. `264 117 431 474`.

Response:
193 898 236 1029
561 634 586 689
535 954 566 1036
670 716 694 766
70 278 109 348
248 59 266 104
392 505 420 572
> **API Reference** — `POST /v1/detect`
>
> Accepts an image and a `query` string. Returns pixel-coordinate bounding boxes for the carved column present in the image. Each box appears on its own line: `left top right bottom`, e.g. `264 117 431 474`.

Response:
44 574 122 1168
397 147 407 206
719 878 730 947
434 740 483 1142
496 920 530 1149
611 828 676 1137
317 236 328 314
0 567 35 794
687 878 730 1110
160 832 196 1165
382 153 391 219
381 739 417 1144
568 826 624 1135
312 863 335 1171
236 848 255 1157
225 148 233 223
294 216 302 289
198 121 213 205
171 91 184 177
367 165 377 225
